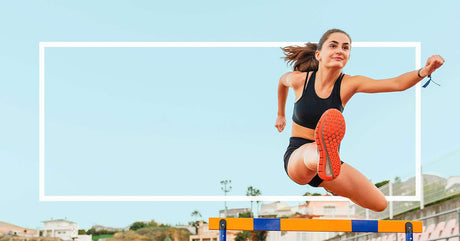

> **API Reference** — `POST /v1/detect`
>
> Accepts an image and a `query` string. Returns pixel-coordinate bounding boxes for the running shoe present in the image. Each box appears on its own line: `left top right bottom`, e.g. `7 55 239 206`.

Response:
315 108 345 181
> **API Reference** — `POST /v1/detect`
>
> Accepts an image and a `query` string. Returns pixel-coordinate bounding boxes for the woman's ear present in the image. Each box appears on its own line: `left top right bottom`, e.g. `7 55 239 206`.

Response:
315 50 321 61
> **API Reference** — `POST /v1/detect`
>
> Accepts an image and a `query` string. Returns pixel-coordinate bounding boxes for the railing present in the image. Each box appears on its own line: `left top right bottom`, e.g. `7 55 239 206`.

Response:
352 176 460 220
326 208 460 241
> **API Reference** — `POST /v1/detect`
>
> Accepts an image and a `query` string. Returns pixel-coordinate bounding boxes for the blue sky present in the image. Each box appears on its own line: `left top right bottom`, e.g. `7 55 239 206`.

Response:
1 0 459 230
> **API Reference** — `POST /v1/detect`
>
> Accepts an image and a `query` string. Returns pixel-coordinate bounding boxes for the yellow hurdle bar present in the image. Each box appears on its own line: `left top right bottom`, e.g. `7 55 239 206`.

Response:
209 218 423 233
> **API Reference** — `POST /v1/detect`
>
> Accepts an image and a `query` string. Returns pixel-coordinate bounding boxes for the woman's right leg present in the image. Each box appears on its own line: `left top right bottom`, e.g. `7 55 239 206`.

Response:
287 142 387 212
286 142 320 185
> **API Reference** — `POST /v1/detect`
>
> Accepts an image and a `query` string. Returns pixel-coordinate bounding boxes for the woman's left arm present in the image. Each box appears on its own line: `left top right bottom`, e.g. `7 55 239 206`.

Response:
351 55 445 94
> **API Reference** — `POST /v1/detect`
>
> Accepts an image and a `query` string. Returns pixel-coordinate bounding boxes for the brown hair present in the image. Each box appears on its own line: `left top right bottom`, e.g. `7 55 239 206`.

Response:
282 29 352 72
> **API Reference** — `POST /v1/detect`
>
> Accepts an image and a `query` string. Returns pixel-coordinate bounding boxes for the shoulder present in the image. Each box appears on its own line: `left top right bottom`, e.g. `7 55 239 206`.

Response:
339 74 368 97
342 74 394 94
341 74 373 88
338 74 374 104
280 71 308 88
342 74 372 82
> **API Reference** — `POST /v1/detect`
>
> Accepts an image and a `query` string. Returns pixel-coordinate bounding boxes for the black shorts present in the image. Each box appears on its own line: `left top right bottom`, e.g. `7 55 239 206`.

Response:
284 137 344 187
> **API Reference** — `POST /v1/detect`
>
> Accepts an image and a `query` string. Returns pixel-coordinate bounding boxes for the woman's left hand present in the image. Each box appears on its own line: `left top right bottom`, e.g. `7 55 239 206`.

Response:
421 55 445 77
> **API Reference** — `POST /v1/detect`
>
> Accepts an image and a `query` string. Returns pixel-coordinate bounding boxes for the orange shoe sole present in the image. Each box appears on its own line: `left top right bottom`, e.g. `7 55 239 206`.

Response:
315 109 345 181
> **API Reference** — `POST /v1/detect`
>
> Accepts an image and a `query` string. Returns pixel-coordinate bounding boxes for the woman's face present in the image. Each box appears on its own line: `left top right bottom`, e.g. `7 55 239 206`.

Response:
315 32 351 69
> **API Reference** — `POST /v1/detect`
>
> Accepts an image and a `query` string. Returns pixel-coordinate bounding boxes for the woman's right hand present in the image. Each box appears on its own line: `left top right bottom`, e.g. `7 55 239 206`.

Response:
275 115 286 132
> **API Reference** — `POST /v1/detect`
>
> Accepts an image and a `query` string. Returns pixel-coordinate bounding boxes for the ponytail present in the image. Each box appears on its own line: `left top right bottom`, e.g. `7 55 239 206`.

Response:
282 42 319 72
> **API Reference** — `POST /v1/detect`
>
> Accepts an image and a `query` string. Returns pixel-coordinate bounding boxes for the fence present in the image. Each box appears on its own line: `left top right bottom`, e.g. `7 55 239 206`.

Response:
352 175 460 220
326 208 459 241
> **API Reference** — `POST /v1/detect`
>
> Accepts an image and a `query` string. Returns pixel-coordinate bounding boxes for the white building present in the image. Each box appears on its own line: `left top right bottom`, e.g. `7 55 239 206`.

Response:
39 219 91 241
219 207 252 218
259 201 292 217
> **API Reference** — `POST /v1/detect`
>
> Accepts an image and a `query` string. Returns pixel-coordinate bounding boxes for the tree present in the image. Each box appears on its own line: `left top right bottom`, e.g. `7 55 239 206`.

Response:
191 210 202 220
235 230 267 241
129 221 147 231
238 212 252 218
191 210 202 234
303 192 321 196
235 231 251 241
375 180 390 188
246 186 262 217
148 220 159 228
86 228 96 236
221 180 232 217
303 192 322 205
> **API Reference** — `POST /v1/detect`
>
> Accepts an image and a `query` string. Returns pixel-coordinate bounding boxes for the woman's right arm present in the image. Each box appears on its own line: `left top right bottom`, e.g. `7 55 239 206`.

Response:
275 72 291 132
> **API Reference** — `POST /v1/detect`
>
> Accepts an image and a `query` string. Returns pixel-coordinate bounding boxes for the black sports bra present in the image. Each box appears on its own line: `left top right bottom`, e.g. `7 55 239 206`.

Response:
292 71 344 129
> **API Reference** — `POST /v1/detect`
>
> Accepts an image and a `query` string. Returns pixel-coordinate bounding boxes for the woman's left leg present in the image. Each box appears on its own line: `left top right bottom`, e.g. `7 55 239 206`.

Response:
319 163 388 212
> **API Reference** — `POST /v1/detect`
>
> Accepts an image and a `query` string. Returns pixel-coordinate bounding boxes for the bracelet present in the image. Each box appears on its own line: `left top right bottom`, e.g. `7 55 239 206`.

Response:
417 68 426 78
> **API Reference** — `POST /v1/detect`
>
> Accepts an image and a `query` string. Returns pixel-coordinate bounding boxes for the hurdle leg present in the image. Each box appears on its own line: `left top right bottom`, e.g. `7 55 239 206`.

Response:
405 222 413 241
219 219 227 241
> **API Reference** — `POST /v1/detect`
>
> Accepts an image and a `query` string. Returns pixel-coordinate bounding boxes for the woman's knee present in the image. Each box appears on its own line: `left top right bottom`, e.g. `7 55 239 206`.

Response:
302 143 319 171
287 162 316 185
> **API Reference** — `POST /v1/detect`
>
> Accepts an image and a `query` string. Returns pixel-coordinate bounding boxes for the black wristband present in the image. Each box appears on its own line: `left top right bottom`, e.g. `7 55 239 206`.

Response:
417 68 425 78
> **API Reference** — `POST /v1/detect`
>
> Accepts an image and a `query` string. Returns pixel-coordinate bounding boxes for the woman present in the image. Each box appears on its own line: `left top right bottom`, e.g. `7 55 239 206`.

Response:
275 29 444 212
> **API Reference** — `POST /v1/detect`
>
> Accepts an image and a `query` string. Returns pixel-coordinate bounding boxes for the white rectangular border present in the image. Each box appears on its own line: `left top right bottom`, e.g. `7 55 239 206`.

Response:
39 42 422 202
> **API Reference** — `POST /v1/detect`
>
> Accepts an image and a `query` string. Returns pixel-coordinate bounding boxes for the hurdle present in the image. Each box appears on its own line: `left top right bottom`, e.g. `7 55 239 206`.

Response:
209 218 422 241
